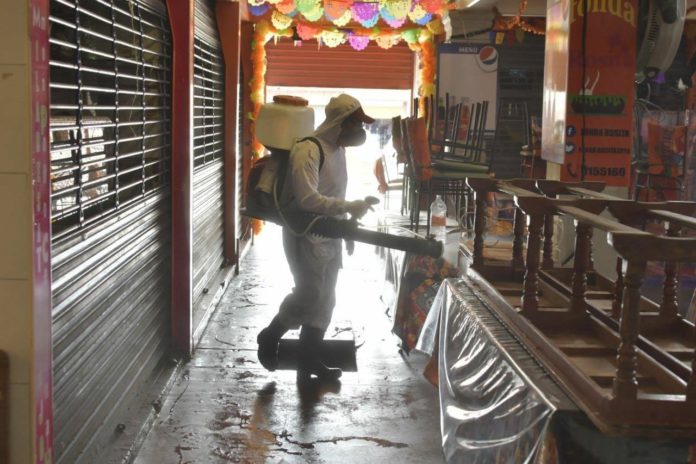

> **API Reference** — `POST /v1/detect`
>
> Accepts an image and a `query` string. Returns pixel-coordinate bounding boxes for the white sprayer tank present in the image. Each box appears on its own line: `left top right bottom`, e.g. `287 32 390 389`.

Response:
255 95 315 151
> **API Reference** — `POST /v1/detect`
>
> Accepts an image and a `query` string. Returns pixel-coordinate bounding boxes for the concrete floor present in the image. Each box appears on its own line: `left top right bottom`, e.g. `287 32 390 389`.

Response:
133 224 445 464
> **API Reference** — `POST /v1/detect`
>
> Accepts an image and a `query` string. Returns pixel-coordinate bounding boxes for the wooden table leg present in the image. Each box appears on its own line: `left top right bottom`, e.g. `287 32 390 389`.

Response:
613 259 647 399
512 207 525 271
522 214 544 313
473 190 487 268
571 222 592 312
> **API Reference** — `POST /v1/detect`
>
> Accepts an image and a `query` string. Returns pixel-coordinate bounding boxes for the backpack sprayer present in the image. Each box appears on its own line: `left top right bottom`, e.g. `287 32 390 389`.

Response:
241 96 443 259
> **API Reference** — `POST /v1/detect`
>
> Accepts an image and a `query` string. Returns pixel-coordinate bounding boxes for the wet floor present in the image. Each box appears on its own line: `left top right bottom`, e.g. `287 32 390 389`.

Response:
133 223 444 464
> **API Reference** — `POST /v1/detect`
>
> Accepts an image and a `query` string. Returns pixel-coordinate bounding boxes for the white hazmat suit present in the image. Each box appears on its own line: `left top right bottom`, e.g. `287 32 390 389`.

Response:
256 94 373 380
277 94 366 331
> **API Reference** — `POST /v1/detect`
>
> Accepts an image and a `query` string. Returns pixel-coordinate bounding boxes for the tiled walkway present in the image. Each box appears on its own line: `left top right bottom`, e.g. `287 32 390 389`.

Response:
133 223 444 463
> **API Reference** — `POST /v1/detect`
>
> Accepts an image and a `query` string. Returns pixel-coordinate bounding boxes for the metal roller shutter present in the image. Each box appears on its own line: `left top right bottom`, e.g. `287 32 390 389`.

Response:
48 0 172 462
497 35 545 126
192 0 226 332
266 40 415 89
492 35 546 179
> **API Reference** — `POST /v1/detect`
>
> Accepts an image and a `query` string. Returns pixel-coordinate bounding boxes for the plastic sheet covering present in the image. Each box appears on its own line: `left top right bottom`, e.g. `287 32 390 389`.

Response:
418 278 555 464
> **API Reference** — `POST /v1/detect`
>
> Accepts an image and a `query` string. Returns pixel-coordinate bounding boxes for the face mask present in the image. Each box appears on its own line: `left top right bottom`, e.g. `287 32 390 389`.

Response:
340 127 367 147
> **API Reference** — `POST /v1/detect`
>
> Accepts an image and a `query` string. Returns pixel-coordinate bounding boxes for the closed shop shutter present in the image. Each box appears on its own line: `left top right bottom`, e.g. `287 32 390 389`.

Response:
192 0 226 333
493 35 546 179
266 40 414 90
48 0 172 462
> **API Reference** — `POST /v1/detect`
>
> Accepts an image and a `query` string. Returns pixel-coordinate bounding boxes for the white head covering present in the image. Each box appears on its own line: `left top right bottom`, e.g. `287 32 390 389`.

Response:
313 94 374 146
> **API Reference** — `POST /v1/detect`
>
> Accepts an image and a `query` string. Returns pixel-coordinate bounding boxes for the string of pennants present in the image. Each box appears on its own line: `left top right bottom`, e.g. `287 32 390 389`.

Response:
248 0 452 30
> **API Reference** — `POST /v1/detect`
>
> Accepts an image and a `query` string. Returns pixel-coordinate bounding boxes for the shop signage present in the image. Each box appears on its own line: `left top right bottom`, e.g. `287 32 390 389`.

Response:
542 0 637 186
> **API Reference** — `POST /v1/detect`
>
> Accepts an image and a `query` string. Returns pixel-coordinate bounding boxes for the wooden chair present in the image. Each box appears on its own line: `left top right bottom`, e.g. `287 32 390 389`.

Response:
375 153 403 209
402 116 490 235
430 101 492 229
430 94 463 157
430 101 489 163
391 115 410 215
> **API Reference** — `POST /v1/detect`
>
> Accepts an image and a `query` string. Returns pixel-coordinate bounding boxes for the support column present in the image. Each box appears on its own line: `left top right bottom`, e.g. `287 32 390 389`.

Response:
167 0 195 356
29 3 53 459
216 1 241 266
0 0 53 462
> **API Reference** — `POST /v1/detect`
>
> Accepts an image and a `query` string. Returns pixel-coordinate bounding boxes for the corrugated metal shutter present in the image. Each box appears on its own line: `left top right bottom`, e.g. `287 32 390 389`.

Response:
497 35 545 122
48 0 172 462
192 0 225 331
266 40 414 89
491 35 545 179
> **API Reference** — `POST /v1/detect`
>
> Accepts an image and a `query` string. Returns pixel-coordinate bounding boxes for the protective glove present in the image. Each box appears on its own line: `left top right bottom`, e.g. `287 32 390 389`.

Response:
345 196 380 220
345 200 372 219
345 239 355 256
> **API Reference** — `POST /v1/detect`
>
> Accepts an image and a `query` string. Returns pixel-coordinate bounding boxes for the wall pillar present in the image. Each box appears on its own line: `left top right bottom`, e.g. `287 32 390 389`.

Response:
0 1 53 463
216 0 242 265
167 0 195 356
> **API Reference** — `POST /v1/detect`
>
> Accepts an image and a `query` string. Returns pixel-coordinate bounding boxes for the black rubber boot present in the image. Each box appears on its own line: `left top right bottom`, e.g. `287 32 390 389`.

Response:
257 316 287 371
296 326 342 384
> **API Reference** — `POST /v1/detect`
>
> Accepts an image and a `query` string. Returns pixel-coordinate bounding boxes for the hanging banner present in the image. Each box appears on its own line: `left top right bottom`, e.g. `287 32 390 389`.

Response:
561 0 637 186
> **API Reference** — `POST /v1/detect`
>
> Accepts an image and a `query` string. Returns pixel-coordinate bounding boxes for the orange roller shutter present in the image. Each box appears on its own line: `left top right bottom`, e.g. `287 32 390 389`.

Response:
266 39 415 90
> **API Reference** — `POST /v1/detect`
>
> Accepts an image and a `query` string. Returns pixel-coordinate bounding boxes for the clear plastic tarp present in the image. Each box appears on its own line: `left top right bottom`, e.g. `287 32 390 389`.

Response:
417 278 555 464
416 278 693 463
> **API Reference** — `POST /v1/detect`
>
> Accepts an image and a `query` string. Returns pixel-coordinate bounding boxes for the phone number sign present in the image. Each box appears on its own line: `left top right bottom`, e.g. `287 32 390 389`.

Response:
561 0 637 187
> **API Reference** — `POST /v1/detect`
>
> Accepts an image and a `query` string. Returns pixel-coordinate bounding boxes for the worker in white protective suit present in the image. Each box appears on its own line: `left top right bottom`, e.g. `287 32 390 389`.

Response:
257 94 375 385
